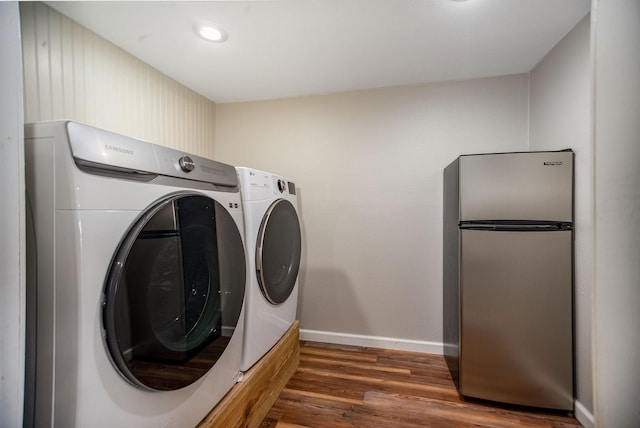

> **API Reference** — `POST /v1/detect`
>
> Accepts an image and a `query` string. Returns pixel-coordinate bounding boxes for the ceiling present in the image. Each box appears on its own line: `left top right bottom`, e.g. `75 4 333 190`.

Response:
48 0 590 104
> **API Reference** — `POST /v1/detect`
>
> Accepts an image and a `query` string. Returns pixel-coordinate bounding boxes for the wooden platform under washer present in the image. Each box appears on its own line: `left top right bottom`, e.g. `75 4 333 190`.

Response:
198 320 300 428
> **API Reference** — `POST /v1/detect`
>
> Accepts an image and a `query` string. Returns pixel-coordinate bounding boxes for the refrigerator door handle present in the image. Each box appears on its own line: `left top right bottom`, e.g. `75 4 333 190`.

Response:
459 221 572 232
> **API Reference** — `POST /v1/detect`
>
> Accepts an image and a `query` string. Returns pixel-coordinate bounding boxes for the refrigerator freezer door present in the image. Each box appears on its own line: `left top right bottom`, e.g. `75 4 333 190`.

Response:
460 229 573 410
459 152 573 223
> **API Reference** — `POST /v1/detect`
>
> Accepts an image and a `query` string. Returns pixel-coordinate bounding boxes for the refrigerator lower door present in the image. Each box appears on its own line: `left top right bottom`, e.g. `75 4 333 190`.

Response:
460 229 573 410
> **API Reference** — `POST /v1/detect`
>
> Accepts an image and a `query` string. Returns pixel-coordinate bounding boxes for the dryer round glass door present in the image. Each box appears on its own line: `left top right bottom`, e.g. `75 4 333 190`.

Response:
103 193 246 391
256 199 302 304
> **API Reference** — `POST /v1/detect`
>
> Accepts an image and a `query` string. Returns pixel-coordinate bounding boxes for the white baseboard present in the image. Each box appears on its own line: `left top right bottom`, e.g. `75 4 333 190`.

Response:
574 400 595 428
299 329 443 355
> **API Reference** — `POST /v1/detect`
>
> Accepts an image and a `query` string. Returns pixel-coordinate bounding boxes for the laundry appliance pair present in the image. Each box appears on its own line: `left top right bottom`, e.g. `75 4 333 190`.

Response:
24 121 301 427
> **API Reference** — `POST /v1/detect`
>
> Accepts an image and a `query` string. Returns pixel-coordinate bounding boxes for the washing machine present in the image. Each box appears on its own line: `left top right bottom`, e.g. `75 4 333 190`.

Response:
236 167 302 372
24 121 247 427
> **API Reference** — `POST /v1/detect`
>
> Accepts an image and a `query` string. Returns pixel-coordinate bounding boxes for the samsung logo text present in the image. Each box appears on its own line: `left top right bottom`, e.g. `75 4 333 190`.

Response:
104 144 134 155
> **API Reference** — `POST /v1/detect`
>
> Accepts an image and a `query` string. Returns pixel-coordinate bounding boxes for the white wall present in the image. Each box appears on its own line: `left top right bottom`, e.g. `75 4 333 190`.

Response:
215 75 529 349
20 2 216 158
529 16 593 423
0 3 25 426
592 0 640 426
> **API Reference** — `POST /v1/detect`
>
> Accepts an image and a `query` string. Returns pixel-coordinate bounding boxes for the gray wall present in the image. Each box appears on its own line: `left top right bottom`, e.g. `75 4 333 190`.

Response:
215 75 529 350
592 0 640 426
529 16 593 420
0 2 25 426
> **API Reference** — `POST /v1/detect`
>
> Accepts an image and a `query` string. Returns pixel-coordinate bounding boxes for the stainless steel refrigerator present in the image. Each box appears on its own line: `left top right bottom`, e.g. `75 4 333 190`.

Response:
443 150 574 411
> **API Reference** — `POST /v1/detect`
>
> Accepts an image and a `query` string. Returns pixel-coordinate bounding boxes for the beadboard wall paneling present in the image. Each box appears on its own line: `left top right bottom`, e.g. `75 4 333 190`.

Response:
20 2 216 159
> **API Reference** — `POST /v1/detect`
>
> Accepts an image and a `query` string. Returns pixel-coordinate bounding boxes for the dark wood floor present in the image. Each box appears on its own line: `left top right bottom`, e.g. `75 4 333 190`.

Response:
260 341 582 427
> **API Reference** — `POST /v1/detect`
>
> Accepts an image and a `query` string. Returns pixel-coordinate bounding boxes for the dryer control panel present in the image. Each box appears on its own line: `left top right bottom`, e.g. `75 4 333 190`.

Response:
274 177 296 195
237 167 296 201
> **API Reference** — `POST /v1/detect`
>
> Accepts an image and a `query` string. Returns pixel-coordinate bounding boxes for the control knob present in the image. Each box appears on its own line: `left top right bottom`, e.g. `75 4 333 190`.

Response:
178 156 195 172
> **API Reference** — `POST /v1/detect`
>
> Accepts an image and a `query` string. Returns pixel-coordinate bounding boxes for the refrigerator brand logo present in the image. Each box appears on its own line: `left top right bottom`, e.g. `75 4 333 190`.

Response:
544 161 563 166
104 144 134 155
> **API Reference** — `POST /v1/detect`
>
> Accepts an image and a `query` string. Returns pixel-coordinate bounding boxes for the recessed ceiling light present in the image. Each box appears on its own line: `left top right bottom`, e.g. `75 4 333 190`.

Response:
194 23 228 43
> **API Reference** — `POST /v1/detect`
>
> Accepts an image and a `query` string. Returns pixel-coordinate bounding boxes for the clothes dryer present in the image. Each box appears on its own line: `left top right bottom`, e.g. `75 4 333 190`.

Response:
24 121 247 427
236 167 302 372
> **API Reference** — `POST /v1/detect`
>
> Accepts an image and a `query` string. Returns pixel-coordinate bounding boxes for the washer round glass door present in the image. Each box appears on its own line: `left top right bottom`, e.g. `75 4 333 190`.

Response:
256 199 302 304
103 193 246 391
